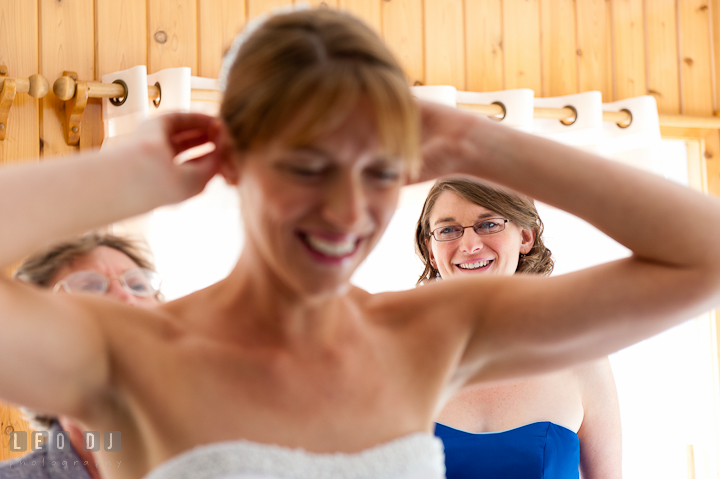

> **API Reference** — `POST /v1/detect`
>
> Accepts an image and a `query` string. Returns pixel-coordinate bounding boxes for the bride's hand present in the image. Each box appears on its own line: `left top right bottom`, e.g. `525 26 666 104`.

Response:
131 113 223 204
412 100 488 184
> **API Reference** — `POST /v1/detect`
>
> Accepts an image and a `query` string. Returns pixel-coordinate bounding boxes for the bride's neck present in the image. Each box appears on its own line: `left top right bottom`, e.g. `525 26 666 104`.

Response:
213 250 357 347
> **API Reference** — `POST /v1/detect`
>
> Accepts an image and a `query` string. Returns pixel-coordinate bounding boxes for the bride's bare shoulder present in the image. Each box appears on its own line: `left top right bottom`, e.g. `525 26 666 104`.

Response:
359 279 472 311
356 281 460 328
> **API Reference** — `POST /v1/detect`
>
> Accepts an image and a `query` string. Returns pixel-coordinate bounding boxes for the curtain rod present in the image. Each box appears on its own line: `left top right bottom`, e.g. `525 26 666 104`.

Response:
52 76 720 129
458 102 720 129
53 76 222 103
0 74 49 98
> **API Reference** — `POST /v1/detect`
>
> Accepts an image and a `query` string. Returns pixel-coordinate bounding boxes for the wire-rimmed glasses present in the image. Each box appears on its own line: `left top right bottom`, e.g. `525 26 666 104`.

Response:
52 268 161 297
429 218 509 242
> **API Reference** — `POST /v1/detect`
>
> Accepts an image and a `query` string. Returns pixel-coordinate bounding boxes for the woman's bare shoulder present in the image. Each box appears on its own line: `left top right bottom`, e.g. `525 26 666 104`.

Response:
572 357 617 397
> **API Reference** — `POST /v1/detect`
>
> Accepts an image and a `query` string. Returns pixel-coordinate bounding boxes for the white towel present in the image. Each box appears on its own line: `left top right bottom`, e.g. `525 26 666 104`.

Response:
143 433 446 479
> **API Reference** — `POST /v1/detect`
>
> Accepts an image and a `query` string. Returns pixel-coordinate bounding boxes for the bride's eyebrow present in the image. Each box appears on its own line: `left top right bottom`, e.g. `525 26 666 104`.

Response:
288 145 334 160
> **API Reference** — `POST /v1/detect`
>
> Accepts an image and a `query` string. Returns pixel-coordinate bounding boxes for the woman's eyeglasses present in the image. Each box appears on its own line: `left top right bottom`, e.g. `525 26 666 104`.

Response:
429 218 509 242
52 268 161 297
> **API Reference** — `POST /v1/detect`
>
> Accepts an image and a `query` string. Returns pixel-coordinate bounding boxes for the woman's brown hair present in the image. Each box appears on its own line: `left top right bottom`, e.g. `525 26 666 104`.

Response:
220 8 419 173
415 178 554 285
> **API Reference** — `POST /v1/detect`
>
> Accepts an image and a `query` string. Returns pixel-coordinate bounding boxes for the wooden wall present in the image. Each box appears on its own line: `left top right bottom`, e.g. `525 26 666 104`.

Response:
2 0 720 460
2 0 720 162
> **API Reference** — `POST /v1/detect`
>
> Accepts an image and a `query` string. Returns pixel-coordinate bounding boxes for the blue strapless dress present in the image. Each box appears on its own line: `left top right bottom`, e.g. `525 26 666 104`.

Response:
435 421 579 479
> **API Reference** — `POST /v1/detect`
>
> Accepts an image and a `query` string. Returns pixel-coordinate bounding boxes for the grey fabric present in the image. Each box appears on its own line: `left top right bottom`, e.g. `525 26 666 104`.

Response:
0 423 92 479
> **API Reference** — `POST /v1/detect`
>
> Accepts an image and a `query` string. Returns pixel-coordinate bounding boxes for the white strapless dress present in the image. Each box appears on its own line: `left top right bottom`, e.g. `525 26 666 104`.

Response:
143 433 445 479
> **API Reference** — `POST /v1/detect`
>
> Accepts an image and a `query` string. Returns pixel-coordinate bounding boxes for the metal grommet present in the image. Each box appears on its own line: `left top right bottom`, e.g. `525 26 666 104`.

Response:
109 79 128 106
490 101 506 121
559 105 578 126
152 82 162 108
616 108 632 129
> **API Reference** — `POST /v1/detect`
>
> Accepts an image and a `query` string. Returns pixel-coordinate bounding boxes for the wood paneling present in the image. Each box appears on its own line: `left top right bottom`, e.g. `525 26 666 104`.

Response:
690 127 720 205
96 0 147 77
148 0 197 75
645 0 680 114
576 0 613 101
39 0 95 157
248 0 293 20
611 0 647 99
540 0 577 97
339 0 381 34
503 0 542 91
0 402 31 461
678 0 714 115
303 0 338 7
423 0 465 89
705 130 720 197
382 0 423 85
713 0 720 116
9 0 720 159
198 0 247 78
0 0 39 164
465 0 503 92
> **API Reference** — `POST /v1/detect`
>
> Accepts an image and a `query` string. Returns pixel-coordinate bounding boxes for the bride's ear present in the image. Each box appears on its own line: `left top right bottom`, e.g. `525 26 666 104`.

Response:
211 119 241 186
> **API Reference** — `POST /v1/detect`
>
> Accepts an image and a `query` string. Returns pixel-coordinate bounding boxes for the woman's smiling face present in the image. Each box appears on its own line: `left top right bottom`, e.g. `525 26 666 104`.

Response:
426 191 535 279
236 100 405 297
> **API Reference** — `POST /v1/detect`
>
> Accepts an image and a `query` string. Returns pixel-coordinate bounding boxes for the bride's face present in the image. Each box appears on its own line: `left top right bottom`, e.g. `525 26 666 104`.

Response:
236 100 405 296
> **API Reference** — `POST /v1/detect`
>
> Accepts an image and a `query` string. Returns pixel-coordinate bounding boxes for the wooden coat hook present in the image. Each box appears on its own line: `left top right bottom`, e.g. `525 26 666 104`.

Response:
0 66 49 141
54 75 223 144
54 71 89 146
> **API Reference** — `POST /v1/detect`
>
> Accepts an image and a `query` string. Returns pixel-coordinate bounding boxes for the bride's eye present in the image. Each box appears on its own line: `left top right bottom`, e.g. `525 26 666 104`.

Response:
277 157 329 179
368 168 400 181
288 166 325 177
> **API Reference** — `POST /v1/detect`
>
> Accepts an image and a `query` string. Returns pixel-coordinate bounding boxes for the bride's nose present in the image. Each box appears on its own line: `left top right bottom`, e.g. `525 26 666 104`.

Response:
321 174 367 229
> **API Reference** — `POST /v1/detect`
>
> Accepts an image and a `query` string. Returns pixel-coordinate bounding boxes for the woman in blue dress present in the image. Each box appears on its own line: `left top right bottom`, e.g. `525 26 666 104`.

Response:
416 178 621 479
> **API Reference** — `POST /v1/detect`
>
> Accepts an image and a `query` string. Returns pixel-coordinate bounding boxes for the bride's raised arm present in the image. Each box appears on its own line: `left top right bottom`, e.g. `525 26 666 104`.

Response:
0 114 219 267
402 100 720 388
0 113 219 418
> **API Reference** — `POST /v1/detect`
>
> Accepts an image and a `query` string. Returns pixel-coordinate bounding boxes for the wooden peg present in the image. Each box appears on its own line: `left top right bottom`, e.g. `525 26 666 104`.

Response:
0 66 17 141
54 75 130 101
53 74 77 101
0 70 49 99
60 71 87 146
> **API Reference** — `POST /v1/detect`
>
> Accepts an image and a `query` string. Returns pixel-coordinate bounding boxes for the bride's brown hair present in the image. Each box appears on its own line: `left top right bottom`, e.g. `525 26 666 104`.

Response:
220 9 419 173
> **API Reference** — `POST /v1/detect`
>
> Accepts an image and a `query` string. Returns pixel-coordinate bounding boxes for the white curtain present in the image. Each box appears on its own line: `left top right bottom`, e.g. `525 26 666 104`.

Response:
101 66 242 300
408 85 719 479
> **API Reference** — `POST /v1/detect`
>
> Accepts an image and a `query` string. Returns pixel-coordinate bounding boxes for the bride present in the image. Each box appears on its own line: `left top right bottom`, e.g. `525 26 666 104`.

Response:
2 8 720 479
